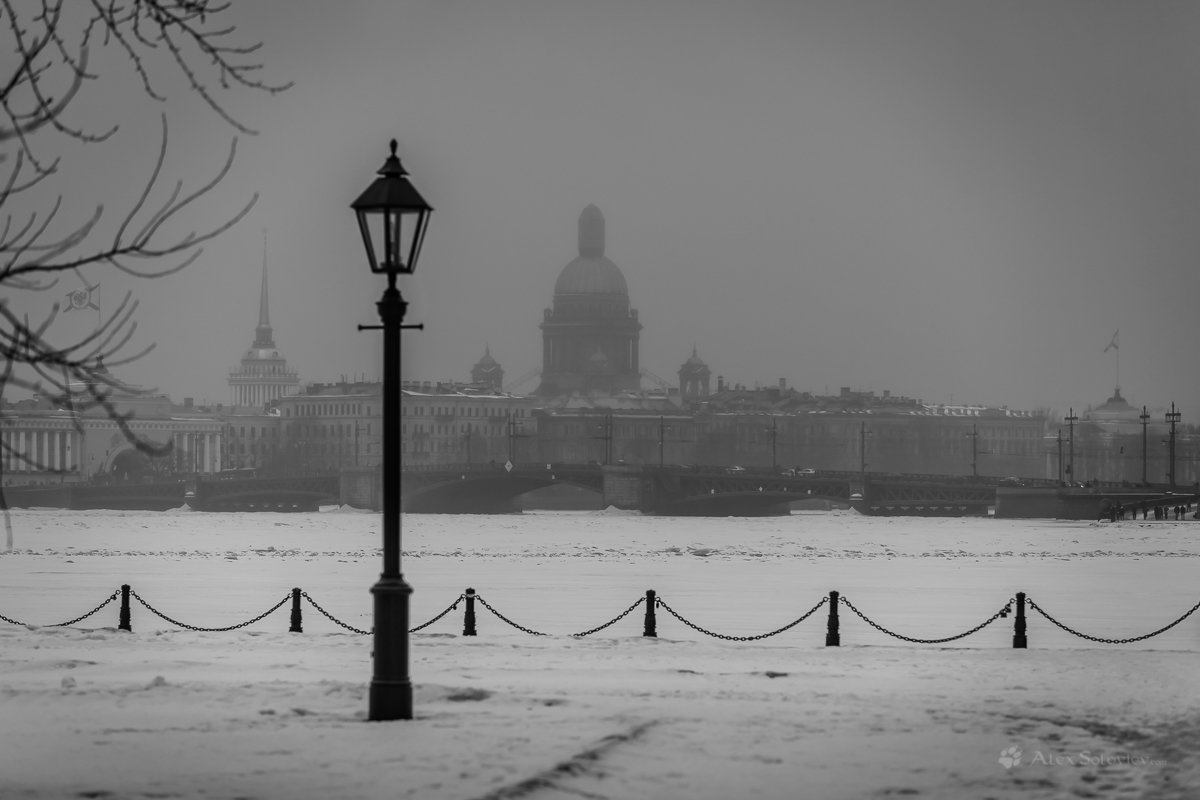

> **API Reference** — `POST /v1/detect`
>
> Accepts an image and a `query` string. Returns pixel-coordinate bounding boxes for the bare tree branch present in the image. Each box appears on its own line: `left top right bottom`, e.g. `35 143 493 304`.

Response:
1 0 286 494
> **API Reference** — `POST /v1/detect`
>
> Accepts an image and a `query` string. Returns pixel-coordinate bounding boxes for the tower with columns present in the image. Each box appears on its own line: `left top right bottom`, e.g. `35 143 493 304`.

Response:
228 250 299 409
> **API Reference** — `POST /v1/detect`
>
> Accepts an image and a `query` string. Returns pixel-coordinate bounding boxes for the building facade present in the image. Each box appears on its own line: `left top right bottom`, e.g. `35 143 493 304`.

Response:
1 370 223 486
401 381 536 466
273 382 382 474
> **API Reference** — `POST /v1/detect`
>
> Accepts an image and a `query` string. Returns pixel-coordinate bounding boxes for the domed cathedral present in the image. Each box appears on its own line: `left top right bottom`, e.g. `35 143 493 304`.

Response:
537 205 642 397
470 346 504 392
678 346 711 403
228 253 299 409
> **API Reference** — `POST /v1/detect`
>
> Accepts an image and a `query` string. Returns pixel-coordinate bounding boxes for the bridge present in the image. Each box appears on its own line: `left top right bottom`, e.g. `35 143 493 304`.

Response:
399 464 1009 516
5 466 1193 518
190 474 341 512
400 463 605 514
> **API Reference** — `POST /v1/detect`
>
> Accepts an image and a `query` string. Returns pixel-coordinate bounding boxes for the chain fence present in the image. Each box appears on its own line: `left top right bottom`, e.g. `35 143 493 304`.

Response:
655 595 829 642
131 588 292 633
2 585 1198 649
838 594 1014 645
1027 595 1200 645
0 589 120 628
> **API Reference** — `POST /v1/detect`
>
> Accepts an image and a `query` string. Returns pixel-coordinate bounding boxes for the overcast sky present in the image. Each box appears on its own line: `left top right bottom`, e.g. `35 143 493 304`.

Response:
21 0 1200 422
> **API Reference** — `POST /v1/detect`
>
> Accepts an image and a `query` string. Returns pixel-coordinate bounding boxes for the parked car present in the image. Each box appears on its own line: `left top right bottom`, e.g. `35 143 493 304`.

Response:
725 466 746 474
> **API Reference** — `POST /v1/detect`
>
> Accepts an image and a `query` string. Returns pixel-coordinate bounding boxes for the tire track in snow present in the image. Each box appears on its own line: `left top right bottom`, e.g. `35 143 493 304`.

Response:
468 720 659 800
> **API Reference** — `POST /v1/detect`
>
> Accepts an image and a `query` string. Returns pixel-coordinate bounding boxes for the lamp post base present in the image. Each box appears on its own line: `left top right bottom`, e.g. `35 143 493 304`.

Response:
368 574 413 721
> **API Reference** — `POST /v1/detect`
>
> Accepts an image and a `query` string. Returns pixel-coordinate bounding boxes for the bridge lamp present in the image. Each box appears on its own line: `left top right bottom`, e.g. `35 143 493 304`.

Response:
351 139 433 722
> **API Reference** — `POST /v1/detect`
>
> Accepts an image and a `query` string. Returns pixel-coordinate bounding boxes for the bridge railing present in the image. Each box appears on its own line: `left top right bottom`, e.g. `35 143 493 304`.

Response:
4 584 1198 649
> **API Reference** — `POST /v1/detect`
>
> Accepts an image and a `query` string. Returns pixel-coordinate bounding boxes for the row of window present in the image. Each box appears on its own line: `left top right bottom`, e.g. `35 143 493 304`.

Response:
285 422 374 438
284 403 376 418
402 405 529 418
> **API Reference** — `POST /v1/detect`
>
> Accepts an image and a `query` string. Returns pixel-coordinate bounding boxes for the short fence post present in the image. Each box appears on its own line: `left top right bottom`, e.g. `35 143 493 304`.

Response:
118 584 131 631
825 590 840 646
289 587 303 633
1012 591 1027 649
463 587 477 636
643 590 657 637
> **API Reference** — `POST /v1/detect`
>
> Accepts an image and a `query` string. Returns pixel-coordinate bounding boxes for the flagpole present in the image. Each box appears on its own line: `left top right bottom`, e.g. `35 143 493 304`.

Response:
1104 330 1119 393
1114 331 1119 392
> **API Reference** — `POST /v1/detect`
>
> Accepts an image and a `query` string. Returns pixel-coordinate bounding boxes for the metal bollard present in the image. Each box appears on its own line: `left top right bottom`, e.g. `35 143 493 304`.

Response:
289 587 303 633
463 588 477 636
1012 591 1027 649
119 584 131 631
825 590 840 646
643 590 657 637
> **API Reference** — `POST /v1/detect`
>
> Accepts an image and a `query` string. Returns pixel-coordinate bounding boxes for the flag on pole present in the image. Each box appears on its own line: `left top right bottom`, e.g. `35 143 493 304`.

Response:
63 282 99 313
1104 330 1119 352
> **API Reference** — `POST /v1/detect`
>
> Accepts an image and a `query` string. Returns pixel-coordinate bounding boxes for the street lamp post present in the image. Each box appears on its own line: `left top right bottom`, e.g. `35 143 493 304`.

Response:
764 417 778 471
658 416 670 469
1139 406 1150 485
1166 402 1181 490
966 424 979 478
506 414 527 464
1055 429 1064 484
859 422 871 476
351 139 432 722
1065 408 1078 485
592 413 613 465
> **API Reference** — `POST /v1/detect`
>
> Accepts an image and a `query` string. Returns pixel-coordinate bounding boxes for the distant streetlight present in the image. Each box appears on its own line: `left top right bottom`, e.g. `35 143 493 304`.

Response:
859 421 871 476
763 417 778 471
592 413 614 465
658 416 671 469
1139 406 1150 485
354 422 371 467
966 424 979 478
1055 429 1064 484
351 138 432 721
1065 408 1078 485
1165 402 1181 490
461 426 474 466
506 414 529 464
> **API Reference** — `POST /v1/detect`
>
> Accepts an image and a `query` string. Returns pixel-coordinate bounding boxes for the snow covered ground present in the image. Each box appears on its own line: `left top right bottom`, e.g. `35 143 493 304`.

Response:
1 507 1198 799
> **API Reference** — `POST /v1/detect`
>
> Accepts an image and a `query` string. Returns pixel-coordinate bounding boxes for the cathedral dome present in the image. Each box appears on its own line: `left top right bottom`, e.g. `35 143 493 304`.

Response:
553 205 629 297
554 256 629 296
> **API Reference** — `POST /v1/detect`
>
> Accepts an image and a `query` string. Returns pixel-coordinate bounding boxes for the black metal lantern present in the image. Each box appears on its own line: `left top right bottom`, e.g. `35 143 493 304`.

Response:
352 138 432 722
351 139 433 276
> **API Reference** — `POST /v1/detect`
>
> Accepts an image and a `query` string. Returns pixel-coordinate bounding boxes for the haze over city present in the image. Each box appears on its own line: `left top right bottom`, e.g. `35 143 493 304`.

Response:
22 0 1200 421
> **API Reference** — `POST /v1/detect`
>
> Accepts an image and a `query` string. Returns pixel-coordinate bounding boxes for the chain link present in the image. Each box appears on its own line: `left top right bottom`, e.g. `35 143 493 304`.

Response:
654 595 829 641
1027 596 1200 645
572 596 645 637
839 595 1012 644
0 590 120 628
473 594 549 636
131 589 291 632
53 590 122 627
300 591 371 635
410 595 465 633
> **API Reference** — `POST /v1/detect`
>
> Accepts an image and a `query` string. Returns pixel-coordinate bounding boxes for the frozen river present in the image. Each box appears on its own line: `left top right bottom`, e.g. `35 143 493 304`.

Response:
2 507 1198 799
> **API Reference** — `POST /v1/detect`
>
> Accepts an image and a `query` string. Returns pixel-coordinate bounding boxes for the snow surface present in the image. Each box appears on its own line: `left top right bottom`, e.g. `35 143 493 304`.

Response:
2 507 1198 799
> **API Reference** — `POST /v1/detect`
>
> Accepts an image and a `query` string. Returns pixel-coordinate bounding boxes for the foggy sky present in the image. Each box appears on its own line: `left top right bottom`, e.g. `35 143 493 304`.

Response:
22 0 1200 422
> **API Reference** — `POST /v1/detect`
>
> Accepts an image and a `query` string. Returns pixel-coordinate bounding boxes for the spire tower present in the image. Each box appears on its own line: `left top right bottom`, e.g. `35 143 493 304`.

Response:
253 233 275 348
228 231 299 408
